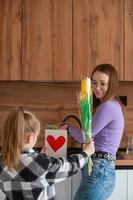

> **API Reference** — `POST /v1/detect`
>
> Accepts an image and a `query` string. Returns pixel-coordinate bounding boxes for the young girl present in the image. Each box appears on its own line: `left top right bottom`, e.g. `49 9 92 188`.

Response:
62 64 124 200
0 107 94 200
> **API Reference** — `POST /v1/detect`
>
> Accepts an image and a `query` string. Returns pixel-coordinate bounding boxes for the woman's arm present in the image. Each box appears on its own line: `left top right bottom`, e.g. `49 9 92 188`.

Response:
92 101 115 136
59 123 84 143
60 101 116 141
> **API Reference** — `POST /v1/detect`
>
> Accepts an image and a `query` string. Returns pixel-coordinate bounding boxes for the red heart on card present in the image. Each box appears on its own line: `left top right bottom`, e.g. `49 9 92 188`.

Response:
47 135 66 152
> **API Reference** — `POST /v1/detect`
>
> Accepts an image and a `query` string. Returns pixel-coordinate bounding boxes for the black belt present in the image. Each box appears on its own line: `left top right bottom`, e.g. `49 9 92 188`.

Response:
91 151 115 161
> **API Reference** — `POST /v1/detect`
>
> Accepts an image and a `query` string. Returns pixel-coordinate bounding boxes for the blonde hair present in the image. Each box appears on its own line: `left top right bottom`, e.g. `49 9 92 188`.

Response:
2 107 40 169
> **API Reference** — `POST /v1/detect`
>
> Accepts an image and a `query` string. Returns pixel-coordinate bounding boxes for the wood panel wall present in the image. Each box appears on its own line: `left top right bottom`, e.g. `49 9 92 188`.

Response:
0 81 80 148
0 81 132 149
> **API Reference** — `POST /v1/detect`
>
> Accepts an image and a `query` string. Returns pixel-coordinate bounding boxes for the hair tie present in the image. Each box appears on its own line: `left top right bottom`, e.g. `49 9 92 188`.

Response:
18 106 24 112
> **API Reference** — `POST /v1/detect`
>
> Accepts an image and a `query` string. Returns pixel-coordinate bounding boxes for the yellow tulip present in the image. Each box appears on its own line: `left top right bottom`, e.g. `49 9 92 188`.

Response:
81 79 87 97
80 78 91 99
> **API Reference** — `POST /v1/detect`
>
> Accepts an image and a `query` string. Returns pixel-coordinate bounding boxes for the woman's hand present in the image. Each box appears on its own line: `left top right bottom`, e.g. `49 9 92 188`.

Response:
59 123 69 130
82 139 95 156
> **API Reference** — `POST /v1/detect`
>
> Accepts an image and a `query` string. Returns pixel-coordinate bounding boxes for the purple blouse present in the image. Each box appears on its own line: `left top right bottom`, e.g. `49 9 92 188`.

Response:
69 100 124 157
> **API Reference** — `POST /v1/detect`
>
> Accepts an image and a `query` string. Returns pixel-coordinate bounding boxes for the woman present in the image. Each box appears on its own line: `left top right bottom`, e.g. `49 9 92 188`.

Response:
62 64 124 200
0 107 95 200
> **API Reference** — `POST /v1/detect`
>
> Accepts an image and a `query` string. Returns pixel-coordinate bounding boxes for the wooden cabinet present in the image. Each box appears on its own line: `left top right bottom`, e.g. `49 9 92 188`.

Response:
124 0 133 81
0 0 72 81
1 0 133 81
73 0 124 80
0 0 21 80
22 0 72 80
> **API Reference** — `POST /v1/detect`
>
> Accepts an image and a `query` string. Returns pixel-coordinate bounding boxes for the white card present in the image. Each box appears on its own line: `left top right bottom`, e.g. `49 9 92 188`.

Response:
45 129 67 158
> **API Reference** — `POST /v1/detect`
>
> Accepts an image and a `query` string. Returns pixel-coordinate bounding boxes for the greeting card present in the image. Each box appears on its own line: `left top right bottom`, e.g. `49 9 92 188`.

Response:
45 129 67 158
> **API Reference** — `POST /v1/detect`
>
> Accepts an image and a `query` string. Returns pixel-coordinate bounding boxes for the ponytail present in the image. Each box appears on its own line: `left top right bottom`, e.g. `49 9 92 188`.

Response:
2 107 40 169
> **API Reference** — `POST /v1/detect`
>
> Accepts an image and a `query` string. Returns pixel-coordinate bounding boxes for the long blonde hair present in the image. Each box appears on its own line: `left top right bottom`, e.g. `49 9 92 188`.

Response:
1 107 40 169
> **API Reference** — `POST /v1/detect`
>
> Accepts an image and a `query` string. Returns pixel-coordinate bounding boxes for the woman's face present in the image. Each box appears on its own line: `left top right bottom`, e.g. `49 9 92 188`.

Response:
92 71 109 100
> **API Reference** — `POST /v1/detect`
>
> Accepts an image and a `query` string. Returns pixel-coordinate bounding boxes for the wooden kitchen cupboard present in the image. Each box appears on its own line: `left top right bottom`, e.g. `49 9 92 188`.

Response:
73 0 124 80
0 0 21 80
0 0 72 81
23 0 125 81
22 0 72 80
124 0 133 81
1 0 133 81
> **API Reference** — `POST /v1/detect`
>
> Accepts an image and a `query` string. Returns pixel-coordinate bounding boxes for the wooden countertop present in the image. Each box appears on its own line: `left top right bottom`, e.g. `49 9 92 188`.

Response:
115 152 133 167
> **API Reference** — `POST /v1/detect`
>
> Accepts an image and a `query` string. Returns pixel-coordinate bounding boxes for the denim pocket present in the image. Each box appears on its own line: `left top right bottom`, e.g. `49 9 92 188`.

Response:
86 159 103 187
101 161 116 194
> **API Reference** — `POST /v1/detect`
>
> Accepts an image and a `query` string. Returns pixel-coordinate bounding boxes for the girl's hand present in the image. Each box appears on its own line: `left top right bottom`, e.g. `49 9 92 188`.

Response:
82 138 95 156
40 146 48 155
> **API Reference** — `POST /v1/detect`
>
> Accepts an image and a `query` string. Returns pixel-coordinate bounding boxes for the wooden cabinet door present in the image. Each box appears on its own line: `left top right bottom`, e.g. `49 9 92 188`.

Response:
0 0 21 80
124 0 133 81
22 0 72 81
73 0 124 80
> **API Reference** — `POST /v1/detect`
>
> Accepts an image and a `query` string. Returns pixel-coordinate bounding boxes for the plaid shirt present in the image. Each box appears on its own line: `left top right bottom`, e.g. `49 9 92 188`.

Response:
0 149 88 200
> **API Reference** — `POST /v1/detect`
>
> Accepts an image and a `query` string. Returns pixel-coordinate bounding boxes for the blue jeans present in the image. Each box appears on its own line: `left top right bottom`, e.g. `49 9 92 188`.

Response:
74 158 116 200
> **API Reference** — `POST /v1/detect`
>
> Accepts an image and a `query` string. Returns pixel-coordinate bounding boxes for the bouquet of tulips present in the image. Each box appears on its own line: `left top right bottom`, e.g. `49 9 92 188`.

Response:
79 77 93 173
